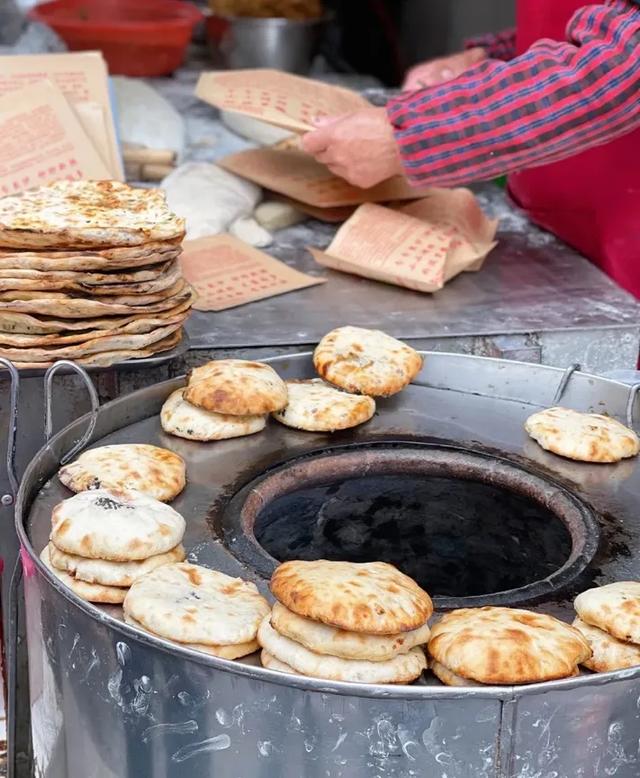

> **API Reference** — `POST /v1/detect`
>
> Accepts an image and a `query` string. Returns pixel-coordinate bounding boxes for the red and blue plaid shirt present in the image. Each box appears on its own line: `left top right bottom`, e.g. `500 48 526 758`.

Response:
387 0 640 186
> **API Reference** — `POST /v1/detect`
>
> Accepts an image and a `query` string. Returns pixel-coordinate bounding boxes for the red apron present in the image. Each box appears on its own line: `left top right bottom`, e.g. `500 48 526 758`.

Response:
508 0 640 297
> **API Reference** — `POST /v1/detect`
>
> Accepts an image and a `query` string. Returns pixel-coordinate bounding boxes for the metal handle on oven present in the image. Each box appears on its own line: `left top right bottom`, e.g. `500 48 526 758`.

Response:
44 361 100 465
625 383 640 430
552 363 581 406
0 359 20 778
0 358 19 505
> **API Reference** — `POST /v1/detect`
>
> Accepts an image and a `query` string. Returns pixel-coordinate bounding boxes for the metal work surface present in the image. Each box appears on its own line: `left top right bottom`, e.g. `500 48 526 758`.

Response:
152 69 640 369
17 353 640 778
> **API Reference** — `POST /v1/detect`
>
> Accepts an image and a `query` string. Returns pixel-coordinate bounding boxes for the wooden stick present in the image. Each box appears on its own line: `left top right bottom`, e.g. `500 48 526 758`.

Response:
122 144 176 166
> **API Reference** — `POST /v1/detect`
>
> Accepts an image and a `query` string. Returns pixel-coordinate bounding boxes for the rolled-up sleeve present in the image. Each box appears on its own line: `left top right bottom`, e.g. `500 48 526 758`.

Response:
388 0 640 186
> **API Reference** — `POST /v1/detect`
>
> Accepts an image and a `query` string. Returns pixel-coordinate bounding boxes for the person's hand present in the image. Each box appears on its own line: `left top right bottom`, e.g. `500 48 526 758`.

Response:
301 107 403 189
403 47 487 90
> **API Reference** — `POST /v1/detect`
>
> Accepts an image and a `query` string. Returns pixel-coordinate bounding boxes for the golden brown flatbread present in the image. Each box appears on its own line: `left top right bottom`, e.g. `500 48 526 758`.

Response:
525 407 640 463
272 379 375 432
428 607 591 685
58 444 186 502
313 326 423 397
185 359 288 415
0 180 184 249
574 582 640 645
270 560 433 634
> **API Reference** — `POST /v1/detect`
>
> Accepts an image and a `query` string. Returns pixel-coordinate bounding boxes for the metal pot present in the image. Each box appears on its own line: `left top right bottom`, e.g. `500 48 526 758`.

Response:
15 353 640 777
205 12 328 74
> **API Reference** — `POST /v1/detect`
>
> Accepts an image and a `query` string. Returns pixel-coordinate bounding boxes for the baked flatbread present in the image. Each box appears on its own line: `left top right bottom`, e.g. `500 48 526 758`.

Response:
58 444 186 502
124 614 259 659
0 180 184 248
430 660 579 687
270 560 433 634
524 407 640 463
49 542 186 587
270 602 431 661
0 281 193 318
272 379 376 432
428 607 591 685
161 388 266 441
261 650 298 674
123 563 270 646
0 261 179 295
185 359 288 415
0 311 188 347
313 326 423 397
51 489 186 562
257 617 427 684
0 293 193 334
430 660 480 687
40 544 127 604
0 240 181 268
574 582 640 645
572 617 640 673
10 329 183 369
0 322 181 362
0 258 174 284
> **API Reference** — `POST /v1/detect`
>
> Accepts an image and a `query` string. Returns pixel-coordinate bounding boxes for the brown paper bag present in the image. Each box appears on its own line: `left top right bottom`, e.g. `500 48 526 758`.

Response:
220 147 432 208
180 234 325 311
0 52 123 180
0 81 112 197
310 191 498 293
196 69 369 133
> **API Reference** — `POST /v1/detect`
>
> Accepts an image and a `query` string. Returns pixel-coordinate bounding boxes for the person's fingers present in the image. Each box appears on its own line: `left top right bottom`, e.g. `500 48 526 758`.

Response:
327 163 348 179
465 46 488 66
316 150 336 165
403 67 437 90
301 127 333 154
312 114 342 128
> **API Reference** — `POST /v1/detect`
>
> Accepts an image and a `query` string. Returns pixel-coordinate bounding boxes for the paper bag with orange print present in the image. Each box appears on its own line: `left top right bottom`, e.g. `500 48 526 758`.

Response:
0 52 123 180
196 69 369 133
0 80 111 198
180 234 325 312
310 189 498 293
219 146 432 208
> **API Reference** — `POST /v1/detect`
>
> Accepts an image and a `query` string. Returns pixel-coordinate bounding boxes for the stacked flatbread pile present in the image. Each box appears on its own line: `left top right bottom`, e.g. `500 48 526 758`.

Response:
573 582 640 673
41 443 188 602
258 560 432 684
41 489 187 604
0 180 194 368
428 607 592 686
123 563 270 659
525 407 640 463
161 359 288 441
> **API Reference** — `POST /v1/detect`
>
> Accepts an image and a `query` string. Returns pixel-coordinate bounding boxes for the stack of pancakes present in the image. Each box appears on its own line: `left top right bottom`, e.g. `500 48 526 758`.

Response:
123 562 270 659
0 180 194 368
258 560 432 684
41 488 187 604
161 359 289 441
573 582 640 672
428 607 592 686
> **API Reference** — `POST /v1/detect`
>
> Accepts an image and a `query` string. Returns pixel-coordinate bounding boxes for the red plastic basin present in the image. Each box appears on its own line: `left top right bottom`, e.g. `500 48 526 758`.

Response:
30 0 202 77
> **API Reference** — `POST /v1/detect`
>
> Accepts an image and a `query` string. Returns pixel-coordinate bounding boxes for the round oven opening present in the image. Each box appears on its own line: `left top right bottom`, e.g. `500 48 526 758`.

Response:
220 445 600 608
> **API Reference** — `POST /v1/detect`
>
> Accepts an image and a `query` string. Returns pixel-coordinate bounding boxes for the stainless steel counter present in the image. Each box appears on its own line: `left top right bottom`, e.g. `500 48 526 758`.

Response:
152 68 640 374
